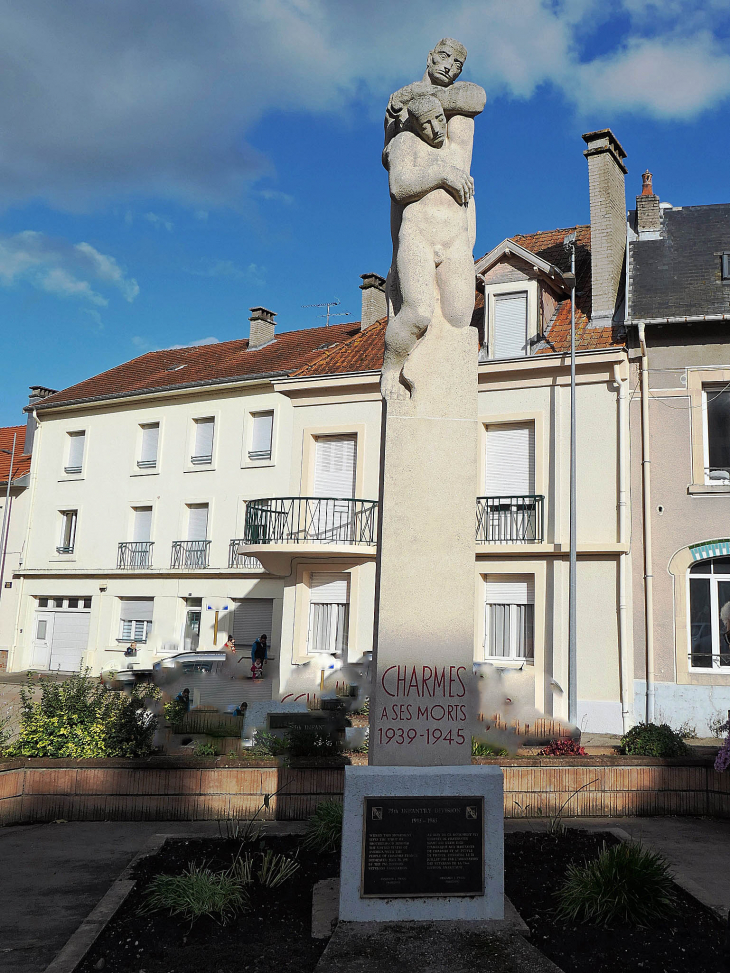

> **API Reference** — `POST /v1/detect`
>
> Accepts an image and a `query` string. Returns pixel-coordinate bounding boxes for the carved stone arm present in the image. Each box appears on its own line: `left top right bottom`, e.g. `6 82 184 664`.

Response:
384 137 474 206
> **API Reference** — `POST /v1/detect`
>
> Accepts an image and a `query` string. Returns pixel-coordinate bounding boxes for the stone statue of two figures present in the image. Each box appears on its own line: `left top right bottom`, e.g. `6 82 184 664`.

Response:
381 38 486 402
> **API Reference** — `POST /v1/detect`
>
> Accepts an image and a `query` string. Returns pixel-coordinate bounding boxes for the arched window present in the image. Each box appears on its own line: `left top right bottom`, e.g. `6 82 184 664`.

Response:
689 557 730 669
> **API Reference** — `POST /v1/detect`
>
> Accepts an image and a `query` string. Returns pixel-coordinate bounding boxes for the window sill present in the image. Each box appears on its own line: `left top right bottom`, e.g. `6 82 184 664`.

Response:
131 469 160 477
58 475 84 483
184 466 215 473
241 460 276 470
688 483 730 494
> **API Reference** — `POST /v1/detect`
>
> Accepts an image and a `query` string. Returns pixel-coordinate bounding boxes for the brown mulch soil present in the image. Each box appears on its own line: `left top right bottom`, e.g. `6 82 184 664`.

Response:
505 828 728 973
77 835 338 973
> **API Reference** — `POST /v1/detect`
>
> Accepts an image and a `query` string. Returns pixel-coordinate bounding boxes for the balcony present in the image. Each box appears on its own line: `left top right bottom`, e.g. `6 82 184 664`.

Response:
228 541 266 570
170 540 211 569
118 541 154 569
245 497 378 546
476 495 544 544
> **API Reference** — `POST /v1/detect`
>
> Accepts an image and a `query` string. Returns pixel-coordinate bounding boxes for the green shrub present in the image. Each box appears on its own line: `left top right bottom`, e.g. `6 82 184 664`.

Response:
163 698 188 727
302 799 343 854
472 738 509 757
5 671 160 759
619 722 690 758
555 841 677 927
249 729 289 757
192 742 217 756
142 863 248 925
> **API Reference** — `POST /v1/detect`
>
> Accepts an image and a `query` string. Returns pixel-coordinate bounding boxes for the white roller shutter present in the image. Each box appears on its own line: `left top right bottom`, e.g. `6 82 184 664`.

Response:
139 424 159 465
49 613 89 671
119 598 154 621
250 412 274 459
232 599 274 646
66 431 85 472
314 436 356 498
494 293 527 358
310 572 349 604
193 418 215 460
485 423 535 495
132 507 152 542
485 575 535 604
187 503 209 540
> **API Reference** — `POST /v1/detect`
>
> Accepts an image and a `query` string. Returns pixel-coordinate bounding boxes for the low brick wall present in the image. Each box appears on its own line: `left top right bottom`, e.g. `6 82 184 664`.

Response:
0 756 727 825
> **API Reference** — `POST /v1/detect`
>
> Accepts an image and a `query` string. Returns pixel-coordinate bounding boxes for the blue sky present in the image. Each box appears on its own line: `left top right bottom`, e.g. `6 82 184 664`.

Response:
2 0 730 426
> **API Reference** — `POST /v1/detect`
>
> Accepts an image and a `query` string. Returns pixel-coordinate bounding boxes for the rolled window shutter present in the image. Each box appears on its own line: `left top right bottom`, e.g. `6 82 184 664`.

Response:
313 436 357 498
119 598 154 621
485 575 535 605
132 507 152 542
193 418 215 458
140 424 159 464
187 503 209 540
232 598 274 645
310 572 349 604
494 293 527 358
485 423 534 495
67 432 85 470
251 412 273 457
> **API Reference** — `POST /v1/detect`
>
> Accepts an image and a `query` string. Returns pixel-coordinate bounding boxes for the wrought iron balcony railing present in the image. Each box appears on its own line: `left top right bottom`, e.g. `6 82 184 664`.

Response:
117 541 154 569
244 497 378 546
476 495 544 544
228 541 266 570
170 540 211 569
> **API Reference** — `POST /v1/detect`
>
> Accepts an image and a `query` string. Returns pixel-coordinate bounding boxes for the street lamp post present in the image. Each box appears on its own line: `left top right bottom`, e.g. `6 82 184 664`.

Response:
563 234 578 726
0 432 18 603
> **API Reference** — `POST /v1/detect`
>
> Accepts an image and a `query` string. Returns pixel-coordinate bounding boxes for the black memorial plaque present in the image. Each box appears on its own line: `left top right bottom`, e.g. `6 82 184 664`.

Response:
361 796 484 897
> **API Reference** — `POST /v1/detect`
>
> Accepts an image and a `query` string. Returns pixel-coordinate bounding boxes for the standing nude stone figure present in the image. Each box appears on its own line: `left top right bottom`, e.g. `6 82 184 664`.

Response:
381 38 486 400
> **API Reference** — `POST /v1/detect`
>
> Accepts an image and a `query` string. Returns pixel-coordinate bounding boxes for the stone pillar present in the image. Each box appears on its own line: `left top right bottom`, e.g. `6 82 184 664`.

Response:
370 314 479 766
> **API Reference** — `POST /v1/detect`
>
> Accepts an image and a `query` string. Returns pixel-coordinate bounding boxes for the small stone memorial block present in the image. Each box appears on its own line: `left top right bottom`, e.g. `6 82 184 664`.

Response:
362 796 483 897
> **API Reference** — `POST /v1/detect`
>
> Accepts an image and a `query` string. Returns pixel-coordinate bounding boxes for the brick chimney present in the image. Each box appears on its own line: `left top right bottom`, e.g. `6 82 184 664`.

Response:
636 170 661 239
24 386 57 454
359 273 387 329
582 129 628 326
248 307 276 349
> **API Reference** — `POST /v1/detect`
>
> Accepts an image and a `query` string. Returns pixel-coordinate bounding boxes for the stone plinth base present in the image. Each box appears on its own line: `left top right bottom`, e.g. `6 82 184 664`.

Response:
339 765 504 922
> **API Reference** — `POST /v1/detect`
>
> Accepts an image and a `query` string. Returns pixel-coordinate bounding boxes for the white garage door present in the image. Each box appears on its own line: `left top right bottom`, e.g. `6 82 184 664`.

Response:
232 599 274 650
49 612 90 671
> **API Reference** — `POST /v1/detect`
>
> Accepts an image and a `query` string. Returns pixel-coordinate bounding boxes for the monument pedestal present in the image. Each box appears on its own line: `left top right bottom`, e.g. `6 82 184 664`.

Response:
339 766 503 922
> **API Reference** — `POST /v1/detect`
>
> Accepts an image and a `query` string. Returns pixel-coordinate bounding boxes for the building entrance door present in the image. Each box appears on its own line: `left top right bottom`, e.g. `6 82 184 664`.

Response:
31 612 54 668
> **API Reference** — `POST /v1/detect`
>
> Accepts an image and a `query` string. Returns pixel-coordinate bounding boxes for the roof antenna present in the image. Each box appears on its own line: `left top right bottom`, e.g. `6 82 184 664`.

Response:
301 300 350 327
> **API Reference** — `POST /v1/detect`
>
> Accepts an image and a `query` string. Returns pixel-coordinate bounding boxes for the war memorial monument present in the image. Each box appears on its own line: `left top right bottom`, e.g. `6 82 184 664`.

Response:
338 38 505 925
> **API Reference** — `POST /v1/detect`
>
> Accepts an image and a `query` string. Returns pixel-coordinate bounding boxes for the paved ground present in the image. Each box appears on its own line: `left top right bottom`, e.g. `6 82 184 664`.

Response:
2 817 728 973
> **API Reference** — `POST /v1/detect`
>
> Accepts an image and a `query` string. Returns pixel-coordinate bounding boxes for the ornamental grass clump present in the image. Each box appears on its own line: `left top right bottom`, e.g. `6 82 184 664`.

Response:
5 671 160 759
142 863 248 926
619 722 690 758
302 799 343 854
555 841 677 928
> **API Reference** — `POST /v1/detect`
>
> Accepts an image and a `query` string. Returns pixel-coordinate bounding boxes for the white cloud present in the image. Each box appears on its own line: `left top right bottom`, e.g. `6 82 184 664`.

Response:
168 336 220 348
0 230 138 305
194 259 266 286
144 211 174 232
259 188 294 205
0 1 728 210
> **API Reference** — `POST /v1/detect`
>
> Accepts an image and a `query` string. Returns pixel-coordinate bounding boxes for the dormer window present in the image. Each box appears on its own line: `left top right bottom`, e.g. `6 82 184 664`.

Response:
481 282 538 361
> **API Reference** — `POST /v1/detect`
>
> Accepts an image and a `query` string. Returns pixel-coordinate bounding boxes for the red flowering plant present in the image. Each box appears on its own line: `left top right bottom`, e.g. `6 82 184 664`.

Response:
714 721 730 773
537 737 587 757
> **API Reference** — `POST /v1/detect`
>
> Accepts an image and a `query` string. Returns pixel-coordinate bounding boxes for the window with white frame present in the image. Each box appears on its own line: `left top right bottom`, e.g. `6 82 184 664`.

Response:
482 423 537 543
131 506 152 542
191 417 214 465
703 386 730 483
118 598 154 642
485 575 534 661
138 423 159 469
689 557 730 669
307 572 349 655
492 293 528 359
186 503 209 540
64 431 86 474
249 411 274 461
57 510 77 554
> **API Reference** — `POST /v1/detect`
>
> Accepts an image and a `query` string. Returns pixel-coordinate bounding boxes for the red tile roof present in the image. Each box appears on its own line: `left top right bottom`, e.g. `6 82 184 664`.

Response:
35 321 362 411
0 426 31 482
294 225 625 379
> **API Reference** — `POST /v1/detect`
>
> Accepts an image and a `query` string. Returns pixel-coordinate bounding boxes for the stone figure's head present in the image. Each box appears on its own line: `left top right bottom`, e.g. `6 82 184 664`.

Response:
408 95 447 147
426 38 467 87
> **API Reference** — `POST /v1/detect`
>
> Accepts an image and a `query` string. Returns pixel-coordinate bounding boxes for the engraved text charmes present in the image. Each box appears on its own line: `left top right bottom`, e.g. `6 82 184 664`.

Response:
362 796 483 897
376 664 468 751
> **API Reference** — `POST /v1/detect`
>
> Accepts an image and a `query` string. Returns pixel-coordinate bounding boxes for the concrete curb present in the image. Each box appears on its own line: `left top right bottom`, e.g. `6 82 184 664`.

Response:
608 826 728 922
42 832 170 973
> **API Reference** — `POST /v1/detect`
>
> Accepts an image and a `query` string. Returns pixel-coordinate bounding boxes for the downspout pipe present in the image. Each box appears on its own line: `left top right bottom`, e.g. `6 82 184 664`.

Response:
613 362 631 732
638 324 655 722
